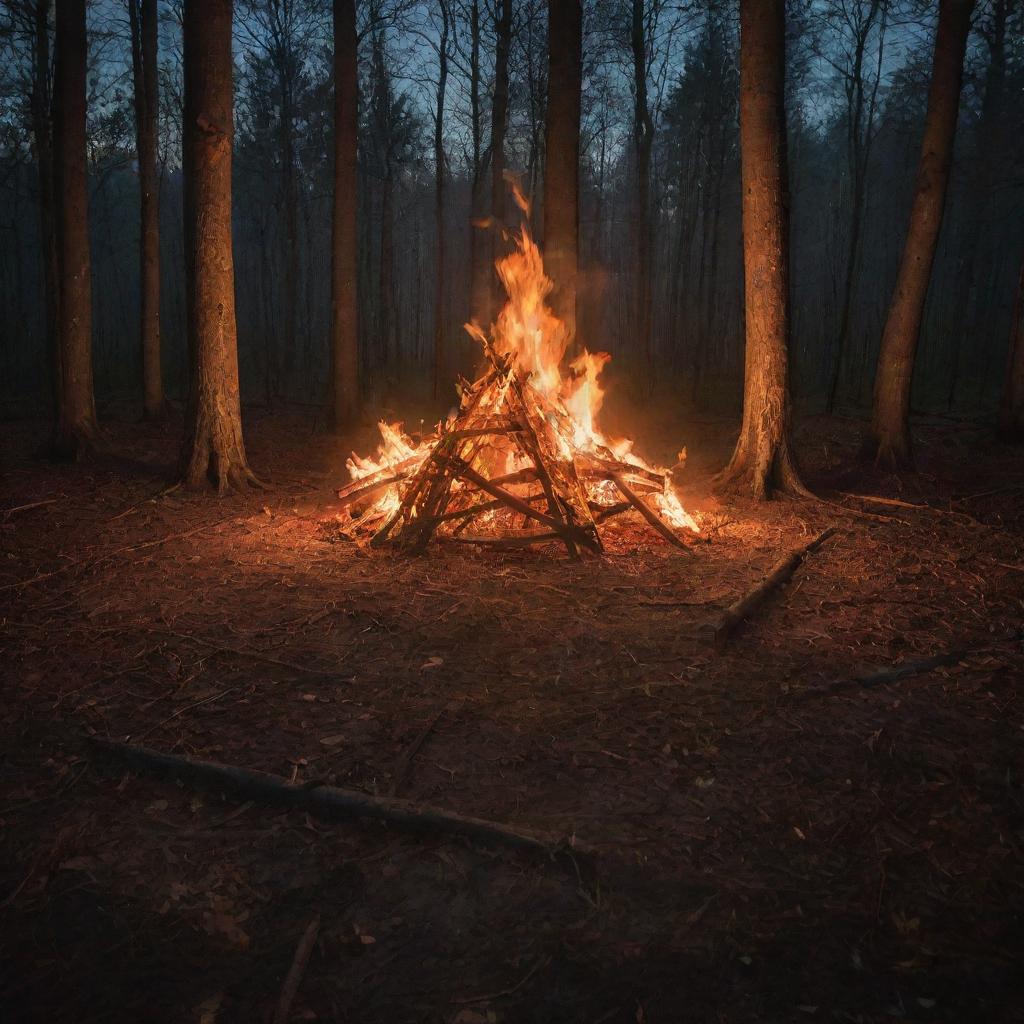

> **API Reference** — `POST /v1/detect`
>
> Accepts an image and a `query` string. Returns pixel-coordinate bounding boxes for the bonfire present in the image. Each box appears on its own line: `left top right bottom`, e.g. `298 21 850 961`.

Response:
337 190 698 557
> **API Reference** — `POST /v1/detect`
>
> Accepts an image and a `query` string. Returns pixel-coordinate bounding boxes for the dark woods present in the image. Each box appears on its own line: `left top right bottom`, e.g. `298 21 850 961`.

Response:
0 0 1022 487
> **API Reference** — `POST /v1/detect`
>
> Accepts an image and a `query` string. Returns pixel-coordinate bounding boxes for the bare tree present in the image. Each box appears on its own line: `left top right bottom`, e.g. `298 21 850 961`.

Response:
51 0 97 458
630 0 654 371
179 0 258 491
431 0 451 398
129 0 164 420
998 260 1024 441
865 0 974 469
718 0 807 499
330 0 359 429
543 0 581 345
489 0 510 308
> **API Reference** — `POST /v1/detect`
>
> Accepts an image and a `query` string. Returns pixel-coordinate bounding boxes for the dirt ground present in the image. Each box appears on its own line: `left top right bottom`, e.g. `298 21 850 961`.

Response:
2 402 1022 1023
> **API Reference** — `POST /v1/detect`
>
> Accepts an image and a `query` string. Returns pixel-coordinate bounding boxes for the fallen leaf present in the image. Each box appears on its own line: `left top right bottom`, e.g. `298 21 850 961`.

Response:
319 735 346 747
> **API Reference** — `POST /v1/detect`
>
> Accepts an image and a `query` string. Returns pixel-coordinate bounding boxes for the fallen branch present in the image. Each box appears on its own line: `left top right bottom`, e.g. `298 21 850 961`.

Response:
273 916 321 1024
788 649 969 702
389 707 448 797
87 737 582 857
710 527 837 651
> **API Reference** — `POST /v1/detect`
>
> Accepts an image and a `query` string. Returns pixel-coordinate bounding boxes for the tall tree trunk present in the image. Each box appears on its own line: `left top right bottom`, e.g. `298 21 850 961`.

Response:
52 0 98 459
998 260 1024 441
129 0 164 420
631 0 653 373
718 0 807 499
543 0 581 348
945 0 1007 409
864 0 973 468
179 0 258 491
431 1 450 400
281 66 298 399
467 0 491 335
30 0 60 419
329 0 359 429
489 0 511 311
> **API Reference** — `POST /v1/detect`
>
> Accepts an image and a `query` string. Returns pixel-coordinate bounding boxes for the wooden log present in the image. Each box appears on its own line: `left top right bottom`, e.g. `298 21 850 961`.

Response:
452 530 562 548
453 460 589 543
337 456 422 501
710 528 836 651
611 474 693 554
88 736 582 856
337 472 407 509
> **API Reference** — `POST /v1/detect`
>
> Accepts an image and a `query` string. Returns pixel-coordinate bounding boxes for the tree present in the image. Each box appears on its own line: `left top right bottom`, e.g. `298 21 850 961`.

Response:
717 0 807 499
179 0 258 491
630 0 654 371
543 0 581 345
998 260 1024 441
430 0 451 399
489 0 510 309
51 0 97 458
330 0 359 429
864 0 974 469
128 0 164 420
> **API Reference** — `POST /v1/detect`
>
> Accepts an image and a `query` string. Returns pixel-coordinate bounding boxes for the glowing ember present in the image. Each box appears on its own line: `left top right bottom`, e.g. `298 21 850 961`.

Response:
340 189 697 553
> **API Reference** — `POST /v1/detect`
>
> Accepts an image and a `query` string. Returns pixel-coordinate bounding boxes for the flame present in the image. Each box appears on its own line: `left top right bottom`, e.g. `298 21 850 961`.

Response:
343 188 697 539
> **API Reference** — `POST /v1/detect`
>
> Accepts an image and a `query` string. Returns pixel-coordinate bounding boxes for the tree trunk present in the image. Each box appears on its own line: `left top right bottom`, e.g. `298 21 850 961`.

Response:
51 0 98 459
717 0 807 500
129 0 164 420
998 261 1024 442
467 0 491 335
329 0 359 430
631 0 653 373
431 2 450 400
864 0 973 469
490 0 511 312
30 0 60 420
179 0 258 492
543 0 581 348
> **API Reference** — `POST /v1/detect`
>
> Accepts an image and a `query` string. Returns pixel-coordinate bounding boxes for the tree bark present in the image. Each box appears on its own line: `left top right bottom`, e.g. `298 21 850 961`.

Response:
631 0 653 372
543 0 581 348
179 0 258 492
431 1 450 400
467 0 491 335
864 0 973 469
998 261 1024 442
717 0 807 500
29 0 60 420
129 0 164 420
51 0 98 459
490 0 511 312
329 0 359 430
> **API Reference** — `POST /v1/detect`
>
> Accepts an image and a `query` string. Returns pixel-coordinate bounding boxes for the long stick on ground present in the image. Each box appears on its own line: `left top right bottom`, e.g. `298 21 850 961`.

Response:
87 737 581 857
273 916 320 1024
711 527 836 651
788 648 969 702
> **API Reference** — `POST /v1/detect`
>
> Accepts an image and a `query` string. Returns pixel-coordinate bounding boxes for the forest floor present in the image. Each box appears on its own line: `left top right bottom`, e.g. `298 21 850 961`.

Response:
1 399 1023 1024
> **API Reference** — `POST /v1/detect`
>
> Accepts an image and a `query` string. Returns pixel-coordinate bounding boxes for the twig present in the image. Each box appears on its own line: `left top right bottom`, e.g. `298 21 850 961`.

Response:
0 514 241 593
132 687 236 742
710 528 836 651
87 737 587 858
452 955 553 1005
273 916 321 1024
788 649 970 702
389 707 449 796
2 499 57 517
